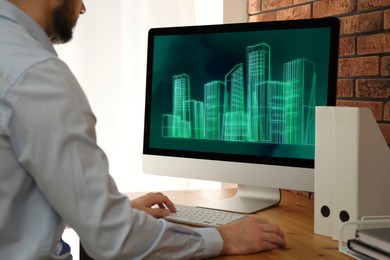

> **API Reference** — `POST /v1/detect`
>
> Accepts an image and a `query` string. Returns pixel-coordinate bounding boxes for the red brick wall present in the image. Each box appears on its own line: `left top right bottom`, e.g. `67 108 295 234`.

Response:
247 0 390 145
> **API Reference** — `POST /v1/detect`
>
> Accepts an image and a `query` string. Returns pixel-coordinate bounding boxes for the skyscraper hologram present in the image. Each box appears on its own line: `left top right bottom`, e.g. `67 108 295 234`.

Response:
162 43 316 146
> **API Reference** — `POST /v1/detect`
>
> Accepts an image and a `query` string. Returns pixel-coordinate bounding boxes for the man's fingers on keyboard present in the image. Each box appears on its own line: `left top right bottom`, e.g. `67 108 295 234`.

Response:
152 208 171 218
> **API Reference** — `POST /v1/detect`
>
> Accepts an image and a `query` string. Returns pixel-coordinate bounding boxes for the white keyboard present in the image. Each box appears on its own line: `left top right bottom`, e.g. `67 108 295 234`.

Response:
164 204 246 227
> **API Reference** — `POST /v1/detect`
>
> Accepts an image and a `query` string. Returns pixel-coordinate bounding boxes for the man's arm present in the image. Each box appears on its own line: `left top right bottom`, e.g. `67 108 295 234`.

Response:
8 58 224 259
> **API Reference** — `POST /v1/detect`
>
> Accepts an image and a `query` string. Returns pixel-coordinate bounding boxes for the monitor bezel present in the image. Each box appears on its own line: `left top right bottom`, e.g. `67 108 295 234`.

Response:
143 18 340 170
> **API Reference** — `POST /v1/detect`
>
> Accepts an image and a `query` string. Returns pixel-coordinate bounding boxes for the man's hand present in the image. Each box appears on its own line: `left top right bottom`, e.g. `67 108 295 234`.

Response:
130 192 176 218
217 215 286 255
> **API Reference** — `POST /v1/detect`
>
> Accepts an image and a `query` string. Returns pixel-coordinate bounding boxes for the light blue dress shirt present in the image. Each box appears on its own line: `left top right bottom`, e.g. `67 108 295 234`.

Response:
0 1 223 259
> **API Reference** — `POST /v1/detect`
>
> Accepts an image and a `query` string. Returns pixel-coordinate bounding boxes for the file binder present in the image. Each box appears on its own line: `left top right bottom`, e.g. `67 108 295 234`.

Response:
314 107 335 237
314 107 390 240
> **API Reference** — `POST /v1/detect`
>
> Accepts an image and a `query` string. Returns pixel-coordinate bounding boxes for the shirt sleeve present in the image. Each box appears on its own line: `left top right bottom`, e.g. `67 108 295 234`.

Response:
7 58 223 259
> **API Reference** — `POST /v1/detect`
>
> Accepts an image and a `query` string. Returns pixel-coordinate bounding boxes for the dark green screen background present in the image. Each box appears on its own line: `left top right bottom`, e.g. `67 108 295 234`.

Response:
148 27 332 160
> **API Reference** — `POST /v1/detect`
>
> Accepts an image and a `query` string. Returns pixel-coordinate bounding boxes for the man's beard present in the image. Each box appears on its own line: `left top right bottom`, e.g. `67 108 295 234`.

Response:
50 1 77 44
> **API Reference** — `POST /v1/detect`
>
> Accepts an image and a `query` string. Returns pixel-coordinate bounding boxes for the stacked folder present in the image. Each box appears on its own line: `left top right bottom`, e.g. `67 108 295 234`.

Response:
347 228 390 260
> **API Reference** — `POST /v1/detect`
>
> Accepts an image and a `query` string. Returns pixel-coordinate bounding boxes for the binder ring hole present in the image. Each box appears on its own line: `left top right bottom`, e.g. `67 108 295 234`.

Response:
339 210 350 222
321 205 330 218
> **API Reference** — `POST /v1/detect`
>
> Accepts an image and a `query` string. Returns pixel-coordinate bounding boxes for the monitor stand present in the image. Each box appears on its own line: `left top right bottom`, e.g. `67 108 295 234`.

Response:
196 184 281 214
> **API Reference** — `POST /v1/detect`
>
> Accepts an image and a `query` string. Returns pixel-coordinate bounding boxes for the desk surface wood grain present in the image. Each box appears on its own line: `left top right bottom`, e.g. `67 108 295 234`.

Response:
125 189 350 259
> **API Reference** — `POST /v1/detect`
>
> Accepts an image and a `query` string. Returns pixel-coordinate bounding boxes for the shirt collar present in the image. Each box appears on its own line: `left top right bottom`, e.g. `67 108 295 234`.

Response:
0 0 57 55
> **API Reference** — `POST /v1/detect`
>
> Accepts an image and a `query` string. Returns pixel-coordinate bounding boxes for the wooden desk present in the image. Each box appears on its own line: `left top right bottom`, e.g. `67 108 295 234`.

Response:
125 189 350 259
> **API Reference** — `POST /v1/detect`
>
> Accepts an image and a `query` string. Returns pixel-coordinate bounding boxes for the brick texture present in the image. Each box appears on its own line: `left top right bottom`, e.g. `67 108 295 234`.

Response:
276 4 312 20
339 36 356 56
313 0 356 18
340 11 383 34
248 12 276 22
385 9 390 29
356 79 390 98
338 56 380 77
385 102 390 121
262 0 293 11
248 0 261 14
382 56 390 76
337 79 354 97
294 0 316 4
357 33 390 55
358 0 390 11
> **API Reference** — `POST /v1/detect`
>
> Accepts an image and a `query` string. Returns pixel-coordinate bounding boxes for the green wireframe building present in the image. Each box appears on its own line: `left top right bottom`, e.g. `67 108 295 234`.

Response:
204 81 226 140
246 43 271 142
224 63 248 141
283 59 316 145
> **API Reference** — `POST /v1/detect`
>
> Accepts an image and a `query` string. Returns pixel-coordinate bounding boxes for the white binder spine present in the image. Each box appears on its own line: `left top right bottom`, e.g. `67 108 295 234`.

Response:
331 108 359 240
314 107 335 237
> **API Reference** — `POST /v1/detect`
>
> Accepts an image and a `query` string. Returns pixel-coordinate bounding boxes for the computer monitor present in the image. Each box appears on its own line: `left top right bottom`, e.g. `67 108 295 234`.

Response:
143 18 340 213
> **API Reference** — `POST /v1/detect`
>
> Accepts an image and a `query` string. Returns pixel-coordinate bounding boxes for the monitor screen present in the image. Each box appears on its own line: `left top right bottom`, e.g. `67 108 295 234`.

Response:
143 18 339 213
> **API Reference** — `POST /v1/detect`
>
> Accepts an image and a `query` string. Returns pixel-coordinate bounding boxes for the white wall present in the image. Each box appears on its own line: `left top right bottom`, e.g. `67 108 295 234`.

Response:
56 0 246 193
224 0 248 23
116 0 205 192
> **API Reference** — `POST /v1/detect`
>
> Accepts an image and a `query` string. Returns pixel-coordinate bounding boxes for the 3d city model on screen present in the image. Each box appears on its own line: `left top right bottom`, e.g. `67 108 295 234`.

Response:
149 28 331 160
162 45 316 145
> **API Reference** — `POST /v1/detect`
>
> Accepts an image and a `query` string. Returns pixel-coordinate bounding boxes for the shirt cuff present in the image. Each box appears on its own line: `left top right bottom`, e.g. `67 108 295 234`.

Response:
195 227 224 257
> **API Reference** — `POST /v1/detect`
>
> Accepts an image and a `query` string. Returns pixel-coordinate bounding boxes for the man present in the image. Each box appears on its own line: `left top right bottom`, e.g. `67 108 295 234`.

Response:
0 0 286 258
